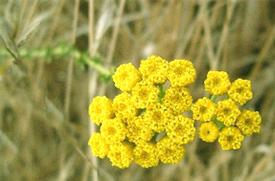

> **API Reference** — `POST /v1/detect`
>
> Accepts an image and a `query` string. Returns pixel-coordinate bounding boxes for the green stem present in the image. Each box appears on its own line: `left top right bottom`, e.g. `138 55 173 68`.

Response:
0 44 113 78
212 118 225 130
82 55 111 77
158 84 165 103
210 95 217 101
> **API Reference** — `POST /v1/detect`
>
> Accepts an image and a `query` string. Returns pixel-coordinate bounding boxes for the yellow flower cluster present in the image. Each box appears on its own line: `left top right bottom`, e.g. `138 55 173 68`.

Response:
88 55 196 168
88 56 262 168
192 70 261 150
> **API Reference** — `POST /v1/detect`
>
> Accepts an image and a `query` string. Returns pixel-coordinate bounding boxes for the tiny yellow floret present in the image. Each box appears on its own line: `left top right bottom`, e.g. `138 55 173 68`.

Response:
191 97 216 122
88 133 109 158
112 63 141 91
166 115 195 144
236 110 261 135
139 55 168 84
108 142 134 169
204 71 231 95
167 59 196 87
163 86 192 114
216 99 241 126
132 81 159 108
144 103 172 133
113 92 137 119
218 127 244 150
126 116 154 144
157 137 185 164
199 122 219 142
88 96 113 125
228 79 253 105
134 142 159 168
100 118 127 142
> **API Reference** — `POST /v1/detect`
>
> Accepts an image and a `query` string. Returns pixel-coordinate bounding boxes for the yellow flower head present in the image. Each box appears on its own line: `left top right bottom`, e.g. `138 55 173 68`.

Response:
199 122 219 142
132 81 159 108
167 59 196 87
163 86 193 114
144 103 172 133
157 136 185 164
113 92 137 119
204 71 231 95
139 55 168 84
108 142 134 169
216 99 241 126
134 142 159 168
166 115 196 144
87 55 263 168
126 116 154 144
191 97 216 122
100 118 127 142
112 63 141 92
88 96 113 125
236 110 261 135
218 127 244 150
88 133 109 158
228 79 253 105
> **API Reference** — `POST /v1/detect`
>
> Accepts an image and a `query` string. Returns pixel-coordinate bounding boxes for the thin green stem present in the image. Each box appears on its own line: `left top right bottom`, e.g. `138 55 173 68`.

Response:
158 84 165 103
210 95 217 101
0 45 113 78
82 55 111 77
212 118 225 130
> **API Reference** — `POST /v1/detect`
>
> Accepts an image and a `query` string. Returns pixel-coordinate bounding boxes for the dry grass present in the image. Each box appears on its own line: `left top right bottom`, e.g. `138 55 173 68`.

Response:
0 0 275 180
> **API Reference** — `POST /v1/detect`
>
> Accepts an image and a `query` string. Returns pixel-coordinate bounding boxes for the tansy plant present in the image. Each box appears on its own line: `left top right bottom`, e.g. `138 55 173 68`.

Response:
88 55 262 169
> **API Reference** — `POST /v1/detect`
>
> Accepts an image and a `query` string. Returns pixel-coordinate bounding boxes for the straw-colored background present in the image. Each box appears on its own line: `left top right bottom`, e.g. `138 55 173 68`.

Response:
0 0 275 180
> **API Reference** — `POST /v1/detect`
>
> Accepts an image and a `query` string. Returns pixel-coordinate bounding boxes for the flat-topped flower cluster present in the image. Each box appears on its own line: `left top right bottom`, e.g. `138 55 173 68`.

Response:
88 55 261 169
195 71 261 150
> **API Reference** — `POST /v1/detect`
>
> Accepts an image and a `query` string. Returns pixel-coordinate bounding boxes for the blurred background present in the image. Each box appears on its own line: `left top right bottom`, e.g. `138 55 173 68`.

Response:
0 0 275 180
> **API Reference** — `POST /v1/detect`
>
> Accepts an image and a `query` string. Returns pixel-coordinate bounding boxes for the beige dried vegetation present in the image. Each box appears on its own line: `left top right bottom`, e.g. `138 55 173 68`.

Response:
0 0 274 180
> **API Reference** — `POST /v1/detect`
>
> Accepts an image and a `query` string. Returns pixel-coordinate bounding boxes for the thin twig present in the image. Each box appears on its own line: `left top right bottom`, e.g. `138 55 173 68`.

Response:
214 0 235 70
88 1 99 181
201 1 216 70
106 0 126 67
61 1 80 180
249 26 275 80
56 119 114 181
64 0 80 117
